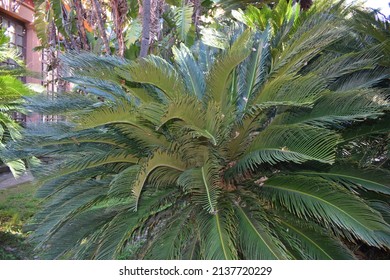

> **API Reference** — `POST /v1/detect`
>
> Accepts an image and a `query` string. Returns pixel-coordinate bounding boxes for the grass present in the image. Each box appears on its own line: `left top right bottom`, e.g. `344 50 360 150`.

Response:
0 182 40 259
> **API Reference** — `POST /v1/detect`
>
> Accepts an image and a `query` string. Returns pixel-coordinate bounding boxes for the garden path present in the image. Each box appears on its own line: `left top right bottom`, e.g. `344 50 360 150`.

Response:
0 172 34 190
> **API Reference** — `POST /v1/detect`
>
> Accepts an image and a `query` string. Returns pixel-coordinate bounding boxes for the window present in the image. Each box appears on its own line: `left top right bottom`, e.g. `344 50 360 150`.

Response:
0 13 26 64
0 12 27 124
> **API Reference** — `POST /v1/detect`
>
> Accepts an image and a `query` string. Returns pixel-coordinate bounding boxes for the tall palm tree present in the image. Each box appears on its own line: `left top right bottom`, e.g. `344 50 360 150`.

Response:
24 1 389 259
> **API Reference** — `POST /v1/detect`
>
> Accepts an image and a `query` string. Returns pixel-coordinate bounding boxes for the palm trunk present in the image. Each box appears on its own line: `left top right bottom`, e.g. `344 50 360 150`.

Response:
91 0 111 54
110 0 128 56
140 0 151 58
74 0 89 50
192 0 201 37
299 0 313 10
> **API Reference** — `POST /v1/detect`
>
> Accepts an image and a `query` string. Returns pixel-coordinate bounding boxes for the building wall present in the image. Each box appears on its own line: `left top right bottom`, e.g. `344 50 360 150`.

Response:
0 0 41 123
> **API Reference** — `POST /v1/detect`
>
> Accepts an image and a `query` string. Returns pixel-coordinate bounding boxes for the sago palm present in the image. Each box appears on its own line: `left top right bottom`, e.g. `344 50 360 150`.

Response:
24 2 390 259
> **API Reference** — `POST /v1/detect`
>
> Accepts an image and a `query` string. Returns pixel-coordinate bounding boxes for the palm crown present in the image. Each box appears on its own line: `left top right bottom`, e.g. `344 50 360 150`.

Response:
24 1 390 259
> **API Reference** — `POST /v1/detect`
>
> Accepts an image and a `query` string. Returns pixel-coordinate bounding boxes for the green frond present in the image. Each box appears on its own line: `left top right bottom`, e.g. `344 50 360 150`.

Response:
158 96 204 128
61 53 127 82
113 123 170 151
274 213 355 260
273 90 387 127
63 76 130 102
297 165 390 195
177 159 221 213
125 85 161 104
331 67 389 91
29 181 108 250
4 158 25 178
271 16 347 77
153 97 221 145
172 2 193 42
95 188 179 259
234 192 290 259
206 29 253 107
200 28 229 50
132 150 186 209
108 165 141 197
303 49 379 81
35 166 111 199
20 5 390 260
116 55 186 101
25 93 96 116
0 114 21 140
341 114 390 142
262 175 390 248
253 73 327 107
125 18 142 48
75 102 141 130
0 75 32 98
33 2 49 48
37 203 123 259
64 148 137 172
200 203 238 260
369 201 390 224
237 27 271 111
144 207 192 259
233 125 339 173
34 149 137 185
172 43 206 99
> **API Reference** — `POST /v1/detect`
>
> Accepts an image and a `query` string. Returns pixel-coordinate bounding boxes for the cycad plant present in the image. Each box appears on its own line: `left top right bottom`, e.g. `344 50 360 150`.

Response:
24 2 390 259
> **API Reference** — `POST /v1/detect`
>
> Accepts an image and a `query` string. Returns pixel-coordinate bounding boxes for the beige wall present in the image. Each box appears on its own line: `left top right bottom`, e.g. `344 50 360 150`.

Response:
0 1 41 83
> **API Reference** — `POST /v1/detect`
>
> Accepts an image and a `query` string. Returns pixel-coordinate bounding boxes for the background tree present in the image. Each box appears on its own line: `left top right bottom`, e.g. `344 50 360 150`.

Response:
140 0 151 57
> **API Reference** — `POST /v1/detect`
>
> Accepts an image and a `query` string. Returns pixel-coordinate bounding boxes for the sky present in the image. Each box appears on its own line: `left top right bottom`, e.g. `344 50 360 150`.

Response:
351 0 390 15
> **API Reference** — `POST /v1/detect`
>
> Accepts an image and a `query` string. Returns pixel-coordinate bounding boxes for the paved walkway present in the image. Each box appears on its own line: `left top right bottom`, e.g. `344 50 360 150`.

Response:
0 172 34 190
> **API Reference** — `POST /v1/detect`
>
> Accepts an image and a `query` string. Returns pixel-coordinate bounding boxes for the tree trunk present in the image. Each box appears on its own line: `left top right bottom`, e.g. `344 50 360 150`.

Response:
110 0 128 56
191 0 201 37
91 0 111 54
140 0 151 58
299 0 313 11
74 0 89 50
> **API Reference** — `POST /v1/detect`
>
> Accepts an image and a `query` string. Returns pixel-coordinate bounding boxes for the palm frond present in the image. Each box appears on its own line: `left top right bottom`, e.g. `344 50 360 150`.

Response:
273 90 387 128
234 191 290 259
297 165 390 195
237 27 271 111
75 102 141 130
116 55 186 101
177 157 221 213
206 29 252 107
144 207 192 259
61 52 127 81
172 2 193 42
63 76 130 102
253 73 327 107
94 188 180 259
132 150 186 209
199 203 238 260
172 43 206 99
233 125 339 174
271 16 347 77
262 175 390 248
274 212 355 259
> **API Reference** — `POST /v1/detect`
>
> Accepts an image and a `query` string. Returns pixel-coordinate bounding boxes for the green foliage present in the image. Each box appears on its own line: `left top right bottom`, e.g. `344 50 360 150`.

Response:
0 182 40 259
0 29 33 176
21 1 390 259
172 2 194 42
